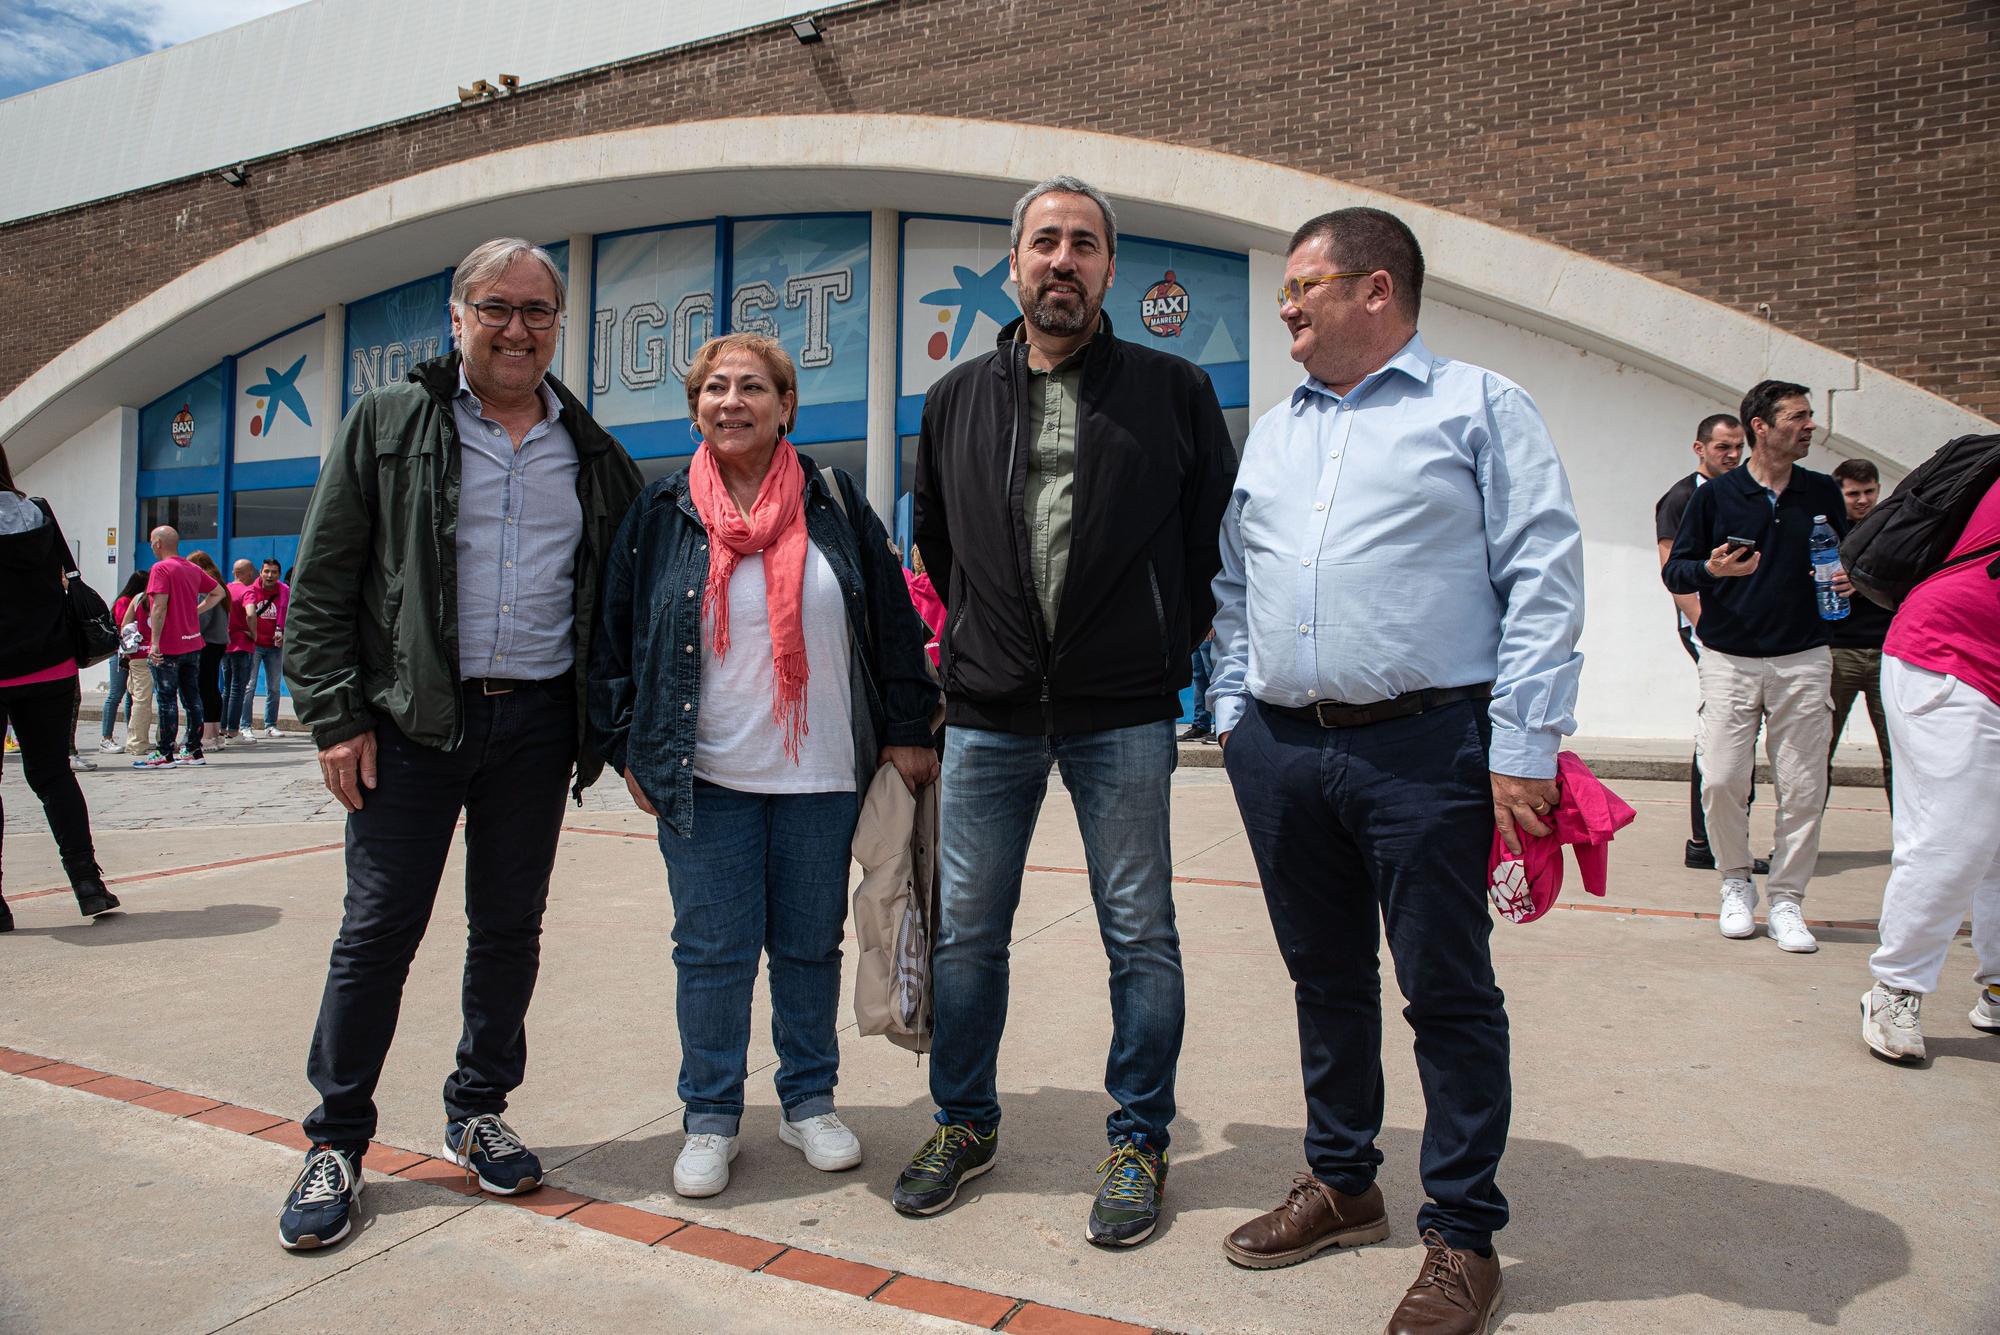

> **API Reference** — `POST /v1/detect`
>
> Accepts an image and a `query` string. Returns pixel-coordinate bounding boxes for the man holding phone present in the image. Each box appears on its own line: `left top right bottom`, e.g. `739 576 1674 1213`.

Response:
1663 380 1850 953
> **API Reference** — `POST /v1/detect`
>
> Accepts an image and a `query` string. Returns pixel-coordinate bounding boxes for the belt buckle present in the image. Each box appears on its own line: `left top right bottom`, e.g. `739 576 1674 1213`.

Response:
1312 699 1344 727
481 679 513 697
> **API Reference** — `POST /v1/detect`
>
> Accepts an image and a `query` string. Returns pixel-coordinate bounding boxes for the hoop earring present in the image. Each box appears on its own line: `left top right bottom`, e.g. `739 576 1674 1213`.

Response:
688 421 701 446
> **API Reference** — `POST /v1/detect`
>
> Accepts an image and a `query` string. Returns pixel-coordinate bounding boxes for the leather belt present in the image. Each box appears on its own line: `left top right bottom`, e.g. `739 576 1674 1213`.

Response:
1267 682 1491 730
460 675 569 697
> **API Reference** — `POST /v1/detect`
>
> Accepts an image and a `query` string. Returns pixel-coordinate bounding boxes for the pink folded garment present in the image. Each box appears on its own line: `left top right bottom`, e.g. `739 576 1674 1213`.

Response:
1488 751 1637 924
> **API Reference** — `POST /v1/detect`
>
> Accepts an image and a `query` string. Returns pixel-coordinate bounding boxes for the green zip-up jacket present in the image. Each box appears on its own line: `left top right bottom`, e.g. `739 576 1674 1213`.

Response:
285 353 643 798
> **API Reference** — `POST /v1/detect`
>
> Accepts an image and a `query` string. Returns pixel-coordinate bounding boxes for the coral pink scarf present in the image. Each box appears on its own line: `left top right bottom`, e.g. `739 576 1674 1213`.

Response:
688 439 811 761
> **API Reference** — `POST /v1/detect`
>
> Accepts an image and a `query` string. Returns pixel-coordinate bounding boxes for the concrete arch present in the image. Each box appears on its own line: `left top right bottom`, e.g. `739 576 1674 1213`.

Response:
3 114 1989 464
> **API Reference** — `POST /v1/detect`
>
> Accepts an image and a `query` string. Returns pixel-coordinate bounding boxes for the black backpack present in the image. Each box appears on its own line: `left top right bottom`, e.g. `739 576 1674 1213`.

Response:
1840 433 2000 611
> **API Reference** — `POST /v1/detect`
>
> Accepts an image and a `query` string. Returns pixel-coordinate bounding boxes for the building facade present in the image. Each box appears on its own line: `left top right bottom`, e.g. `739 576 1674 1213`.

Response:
3 0 1993 739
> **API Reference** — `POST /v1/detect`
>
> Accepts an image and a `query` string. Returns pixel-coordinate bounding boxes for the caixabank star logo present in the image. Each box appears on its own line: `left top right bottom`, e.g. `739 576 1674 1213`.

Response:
1140 271 1190 338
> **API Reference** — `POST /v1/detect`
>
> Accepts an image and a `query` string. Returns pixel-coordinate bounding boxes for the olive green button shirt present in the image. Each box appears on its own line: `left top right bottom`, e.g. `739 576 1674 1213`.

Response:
1024 347 1082 637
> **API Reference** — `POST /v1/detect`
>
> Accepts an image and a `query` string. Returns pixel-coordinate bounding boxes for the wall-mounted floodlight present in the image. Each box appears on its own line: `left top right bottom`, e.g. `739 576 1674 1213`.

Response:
218 164 248 187
791 16 823 43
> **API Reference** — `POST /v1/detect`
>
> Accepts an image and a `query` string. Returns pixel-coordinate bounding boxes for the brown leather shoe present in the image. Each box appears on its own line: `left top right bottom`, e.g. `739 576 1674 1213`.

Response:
1382 1229 1502 1335
1221 1174 1389 1269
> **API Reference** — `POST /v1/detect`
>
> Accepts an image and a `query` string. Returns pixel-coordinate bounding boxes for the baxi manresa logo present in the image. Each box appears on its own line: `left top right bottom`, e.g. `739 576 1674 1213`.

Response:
1140 271 1190 338
170 404 196 449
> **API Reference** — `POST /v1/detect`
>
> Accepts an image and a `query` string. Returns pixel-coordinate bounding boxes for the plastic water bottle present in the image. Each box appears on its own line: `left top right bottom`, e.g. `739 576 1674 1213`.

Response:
1810 515 1849 621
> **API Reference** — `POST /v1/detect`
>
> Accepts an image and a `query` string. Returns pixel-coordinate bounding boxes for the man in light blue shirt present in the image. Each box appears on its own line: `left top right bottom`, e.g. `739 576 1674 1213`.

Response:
1210 208 1582 1335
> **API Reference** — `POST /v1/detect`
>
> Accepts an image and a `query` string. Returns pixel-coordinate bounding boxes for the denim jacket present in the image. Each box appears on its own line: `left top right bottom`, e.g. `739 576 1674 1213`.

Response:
589 456 939 838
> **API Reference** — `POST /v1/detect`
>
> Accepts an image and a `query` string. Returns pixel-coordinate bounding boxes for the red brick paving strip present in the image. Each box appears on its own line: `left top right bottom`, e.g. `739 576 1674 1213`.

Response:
390 1156 482 1196
565 1200 686 1246
4 842 347 903
875 1276 1019 1327
1004 1303 1154 1335
3 1048 1145 1332
20 1062 106 1087
129 1090 225 1116
658 1223 788 1270
498 1185 592 1219
762 1248 896 1298
72 1074 166 1101
188 1104 288 1135
254 1120 315 1151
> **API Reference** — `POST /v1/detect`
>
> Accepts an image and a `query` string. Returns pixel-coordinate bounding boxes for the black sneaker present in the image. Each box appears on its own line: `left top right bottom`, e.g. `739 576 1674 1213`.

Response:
892 1121 997 1216
279 1143 363 1250
74 882 120 918
1684 842 1770 875
1088 1138 1167 1247
443 1114 542 1194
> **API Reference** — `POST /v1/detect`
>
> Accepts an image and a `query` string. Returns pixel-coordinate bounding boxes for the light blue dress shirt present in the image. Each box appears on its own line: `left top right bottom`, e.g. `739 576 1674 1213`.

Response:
452 369 581 679
1208 333 1585 778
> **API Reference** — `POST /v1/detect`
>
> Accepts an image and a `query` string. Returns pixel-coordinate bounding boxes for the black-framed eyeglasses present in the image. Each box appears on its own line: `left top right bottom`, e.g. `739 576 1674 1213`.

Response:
1277 271 1374 308
468 299 559 330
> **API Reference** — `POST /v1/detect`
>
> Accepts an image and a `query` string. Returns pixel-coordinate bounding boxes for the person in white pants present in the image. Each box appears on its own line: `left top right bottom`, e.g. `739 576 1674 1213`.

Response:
1861 474 2000 1064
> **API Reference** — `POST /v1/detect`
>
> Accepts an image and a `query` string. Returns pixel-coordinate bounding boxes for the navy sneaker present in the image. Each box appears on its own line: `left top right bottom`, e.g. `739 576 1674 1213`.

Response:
443 1114 542 1194
278 1143 363 1250
1088 1137 1167 1247
892 1121 997 1216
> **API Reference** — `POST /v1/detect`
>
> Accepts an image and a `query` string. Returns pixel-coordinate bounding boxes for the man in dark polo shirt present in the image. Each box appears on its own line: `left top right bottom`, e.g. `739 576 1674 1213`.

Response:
1827 457 1893 803
1654 412 1765 873
1664 380 1849 955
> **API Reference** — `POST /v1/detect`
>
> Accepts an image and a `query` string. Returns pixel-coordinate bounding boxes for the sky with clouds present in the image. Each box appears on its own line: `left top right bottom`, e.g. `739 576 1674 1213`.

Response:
0 1 304 101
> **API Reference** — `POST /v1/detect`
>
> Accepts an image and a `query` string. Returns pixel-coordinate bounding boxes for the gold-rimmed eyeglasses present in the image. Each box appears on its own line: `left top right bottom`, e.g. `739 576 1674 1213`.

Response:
1277 271 1374 308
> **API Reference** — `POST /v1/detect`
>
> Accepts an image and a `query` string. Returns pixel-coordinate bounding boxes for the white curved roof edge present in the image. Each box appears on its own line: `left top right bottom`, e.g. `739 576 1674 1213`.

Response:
0 0 826 224
4 115 1989 468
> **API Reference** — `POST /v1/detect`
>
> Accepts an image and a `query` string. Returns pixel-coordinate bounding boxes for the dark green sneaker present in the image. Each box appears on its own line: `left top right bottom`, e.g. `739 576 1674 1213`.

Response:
891 1122 997 1216
1088 1138 1167 1247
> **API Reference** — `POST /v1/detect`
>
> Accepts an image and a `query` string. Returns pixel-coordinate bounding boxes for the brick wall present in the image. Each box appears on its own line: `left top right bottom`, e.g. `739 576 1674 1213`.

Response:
3 0 1995 418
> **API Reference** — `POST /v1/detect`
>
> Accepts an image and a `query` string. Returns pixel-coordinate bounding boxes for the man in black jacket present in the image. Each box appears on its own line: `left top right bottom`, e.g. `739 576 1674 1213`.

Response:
277 238 641 1252
894 175 1236 1247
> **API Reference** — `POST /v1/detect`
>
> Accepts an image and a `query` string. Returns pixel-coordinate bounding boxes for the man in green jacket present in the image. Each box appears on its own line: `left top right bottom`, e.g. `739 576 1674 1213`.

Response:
277 238 641 1252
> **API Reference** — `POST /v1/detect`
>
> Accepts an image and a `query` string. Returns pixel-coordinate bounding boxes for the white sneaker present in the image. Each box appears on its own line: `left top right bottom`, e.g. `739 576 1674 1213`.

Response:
237 729 257 742
1971 988 2000 1033
97 738 121 754
1767 900 1817 953
1718 879 1757 939
673 1132 739 1198
778 1112 862 1172
68 754 96 771
1861 984 1925 1063
264 726 281 738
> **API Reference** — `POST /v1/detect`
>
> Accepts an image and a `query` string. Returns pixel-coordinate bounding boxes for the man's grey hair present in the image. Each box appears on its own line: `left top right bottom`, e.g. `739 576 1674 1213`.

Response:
1010 175 1118 257
449 238 566 311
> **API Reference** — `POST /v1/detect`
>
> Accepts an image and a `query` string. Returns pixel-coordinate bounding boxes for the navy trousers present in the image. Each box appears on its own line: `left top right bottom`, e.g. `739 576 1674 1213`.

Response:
1223 696 1510 1251
301 682 575 1146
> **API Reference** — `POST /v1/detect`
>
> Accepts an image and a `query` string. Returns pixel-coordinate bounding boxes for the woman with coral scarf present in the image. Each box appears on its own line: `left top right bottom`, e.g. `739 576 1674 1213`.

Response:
590 334 939 1202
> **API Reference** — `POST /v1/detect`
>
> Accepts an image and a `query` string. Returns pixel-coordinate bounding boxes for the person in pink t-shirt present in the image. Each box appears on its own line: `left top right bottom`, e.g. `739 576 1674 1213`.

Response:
223 559 259 740
1861 472 2000 1063
240 558 289 735
138 526 225 766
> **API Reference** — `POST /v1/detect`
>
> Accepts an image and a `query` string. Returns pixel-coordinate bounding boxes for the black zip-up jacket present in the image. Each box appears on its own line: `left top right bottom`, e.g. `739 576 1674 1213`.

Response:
913 315 1236 735
286 353 642 798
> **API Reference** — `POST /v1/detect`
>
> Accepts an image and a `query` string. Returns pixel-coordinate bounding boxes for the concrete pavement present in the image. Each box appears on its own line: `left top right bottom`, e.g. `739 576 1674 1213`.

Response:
2 729 1994 1333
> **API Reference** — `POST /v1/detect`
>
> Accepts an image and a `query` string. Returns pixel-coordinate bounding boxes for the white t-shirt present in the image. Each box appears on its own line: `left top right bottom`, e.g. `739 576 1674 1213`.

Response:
693 544 856 794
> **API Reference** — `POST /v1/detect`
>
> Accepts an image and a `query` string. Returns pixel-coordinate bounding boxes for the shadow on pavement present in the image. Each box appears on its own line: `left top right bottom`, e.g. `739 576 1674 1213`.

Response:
1814 849 1890 873
534 1086 1910 1328
20 903 283 945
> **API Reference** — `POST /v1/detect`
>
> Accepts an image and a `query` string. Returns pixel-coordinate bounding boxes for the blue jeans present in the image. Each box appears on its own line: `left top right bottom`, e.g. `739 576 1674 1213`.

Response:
248 644 283 728
1223 697 1509 1252
655 781 857 1136
222 650 254 733
150 651 204 756
99 655 130 740
929 720 1184 1148
302 683 576 1145
1189 641 1215 731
